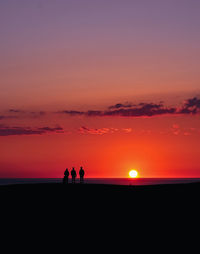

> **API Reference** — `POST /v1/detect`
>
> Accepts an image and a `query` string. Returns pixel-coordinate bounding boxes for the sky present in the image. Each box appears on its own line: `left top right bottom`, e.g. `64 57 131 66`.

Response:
0 0 200 178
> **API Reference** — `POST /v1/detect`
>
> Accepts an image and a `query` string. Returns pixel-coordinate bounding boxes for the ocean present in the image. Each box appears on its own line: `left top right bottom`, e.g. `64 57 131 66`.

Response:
0 178 200 186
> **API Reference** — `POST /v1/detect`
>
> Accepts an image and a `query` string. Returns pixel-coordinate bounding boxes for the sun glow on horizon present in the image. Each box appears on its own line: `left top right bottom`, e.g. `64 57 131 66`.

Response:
129 169 138 178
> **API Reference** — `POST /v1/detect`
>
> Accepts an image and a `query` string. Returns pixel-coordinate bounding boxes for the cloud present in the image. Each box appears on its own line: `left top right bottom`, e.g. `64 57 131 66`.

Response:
103 103 176 117
179 97 200 114
58 110 85 115
169 123 200 136
185 97 200 108
78 126 135 135
171 124 180 135
30 111 46 116
0 125 64 136
59 102 176 117
7 109 46 119
122 128 132 133
3 97 200 121
78 126 118 135
0 115 17 120
9 109 24 113
108 103 134 109
58 97 200 118
37 127 63 132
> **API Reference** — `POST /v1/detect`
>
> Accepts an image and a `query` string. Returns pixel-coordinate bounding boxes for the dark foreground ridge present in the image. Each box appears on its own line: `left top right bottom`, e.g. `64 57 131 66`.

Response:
1 181 200 207
1 182 200 237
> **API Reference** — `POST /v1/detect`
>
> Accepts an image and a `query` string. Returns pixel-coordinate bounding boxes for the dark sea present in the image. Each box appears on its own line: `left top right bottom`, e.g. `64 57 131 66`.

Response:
0 178 200 186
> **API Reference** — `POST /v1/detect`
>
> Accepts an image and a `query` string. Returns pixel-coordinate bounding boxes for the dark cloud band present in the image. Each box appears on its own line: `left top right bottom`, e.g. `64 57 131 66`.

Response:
58 97 200 118
0 126 64 136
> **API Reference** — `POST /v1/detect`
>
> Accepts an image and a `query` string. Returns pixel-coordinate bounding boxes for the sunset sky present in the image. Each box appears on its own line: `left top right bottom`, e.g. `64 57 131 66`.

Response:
0 0 200 178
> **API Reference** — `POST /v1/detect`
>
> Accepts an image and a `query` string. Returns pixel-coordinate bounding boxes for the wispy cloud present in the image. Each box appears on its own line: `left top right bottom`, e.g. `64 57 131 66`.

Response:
122 128 133 133
58 110 85 116
0 115 17 120
78 126 134 135
78 126 118 135
0 125 64 136
9 109 24 113
8 109 46 118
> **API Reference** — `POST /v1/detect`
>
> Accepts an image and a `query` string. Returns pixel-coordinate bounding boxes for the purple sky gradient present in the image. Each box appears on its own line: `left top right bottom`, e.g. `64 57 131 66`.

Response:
1 0 200 108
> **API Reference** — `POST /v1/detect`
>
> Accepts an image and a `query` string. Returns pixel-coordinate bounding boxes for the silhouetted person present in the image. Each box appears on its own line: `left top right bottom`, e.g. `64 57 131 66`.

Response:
63 168 69 184
79 166 85 184
71 167 77 184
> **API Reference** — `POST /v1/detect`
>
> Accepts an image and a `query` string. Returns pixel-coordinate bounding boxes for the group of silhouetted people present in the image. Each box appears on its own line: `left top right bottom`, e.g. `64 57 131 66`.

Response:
63 167 85 184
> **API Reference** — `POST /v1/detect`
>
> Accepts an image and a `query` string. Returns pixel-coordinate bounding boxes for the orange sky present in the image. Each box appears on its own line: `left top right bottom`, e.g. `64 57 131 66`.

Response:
0 111 200 178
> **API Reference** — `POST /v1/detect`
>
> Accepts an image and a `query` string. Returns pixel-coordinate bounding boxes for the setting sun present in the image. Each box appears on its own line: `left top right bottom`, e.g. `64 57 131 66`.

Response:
129 170 138 178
